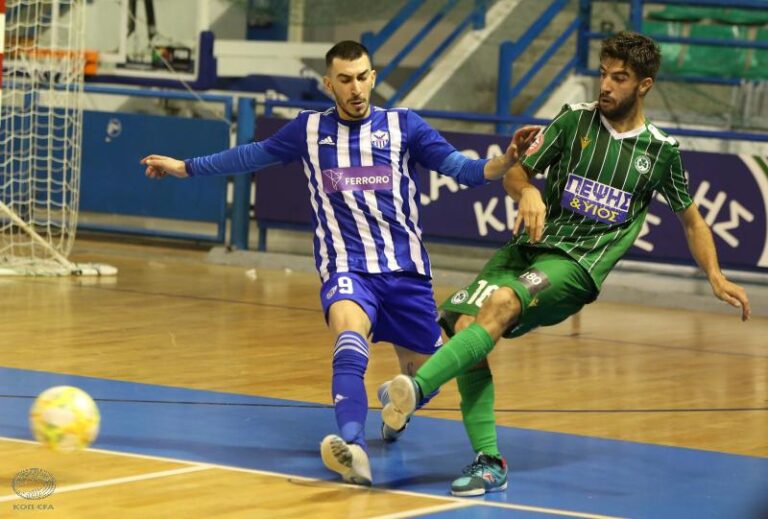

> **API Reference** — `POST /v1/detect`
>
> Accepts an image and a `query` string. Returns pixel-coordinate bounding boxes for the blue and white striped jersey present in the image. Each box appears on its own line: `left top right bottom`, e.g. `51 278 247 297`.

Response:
186 106 489 281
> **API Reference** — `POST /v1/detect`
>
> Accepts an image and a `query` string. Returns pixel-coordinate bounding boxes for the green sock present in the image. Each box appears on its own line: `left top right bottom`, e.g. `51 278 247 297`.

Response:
457 367 500 458
414 323 495 396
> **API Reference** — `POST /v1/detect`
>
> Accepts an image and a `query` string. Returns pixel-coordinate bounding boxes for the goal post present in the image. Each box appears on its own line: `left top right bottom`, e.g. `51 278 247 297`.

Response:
0 0 115 276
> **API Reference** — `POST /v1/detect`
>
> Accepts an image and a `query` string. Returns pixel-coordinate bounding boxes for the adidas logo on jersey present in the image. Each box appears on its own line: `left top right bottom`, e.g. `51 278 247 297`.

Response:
319 135 335 146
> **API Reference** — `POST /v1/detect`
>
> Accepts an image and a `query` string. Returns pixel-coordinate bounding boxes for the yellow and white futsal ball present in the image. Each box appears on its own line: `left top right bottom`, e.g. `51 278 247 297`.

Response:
30 386 100 452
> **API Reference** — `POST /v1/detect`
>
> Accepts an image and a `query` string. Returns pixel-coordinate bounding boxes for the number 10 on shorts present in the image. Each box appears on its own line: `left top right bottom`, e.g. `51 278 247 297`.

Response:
467 280 498 307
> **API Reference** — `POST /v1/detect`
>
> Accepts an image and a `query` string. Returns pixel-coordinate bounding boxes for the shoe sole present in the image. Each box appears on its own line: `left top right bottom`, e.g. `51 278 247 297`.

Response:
382 375 417 431
320 435 372 487
380 422 403 442
451 480 508 497
378 381 403 442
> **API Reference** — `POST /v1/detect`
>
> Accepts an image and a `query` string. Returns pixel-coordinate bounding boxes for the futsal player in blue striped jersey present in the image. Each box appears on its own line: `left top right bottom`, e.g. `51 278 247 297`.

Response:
141 40 536 486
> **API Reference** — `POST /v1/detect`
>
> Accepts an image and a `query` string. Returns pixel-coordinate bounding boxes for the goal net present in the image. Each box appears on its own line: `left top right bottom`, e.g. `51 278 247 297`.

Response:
0 0 114 276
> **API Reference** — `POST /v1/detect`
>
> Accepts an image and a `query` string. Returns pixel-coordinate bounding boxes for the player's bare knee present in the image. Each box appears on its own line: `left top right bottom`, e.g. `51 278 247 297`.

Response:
476 287 520 334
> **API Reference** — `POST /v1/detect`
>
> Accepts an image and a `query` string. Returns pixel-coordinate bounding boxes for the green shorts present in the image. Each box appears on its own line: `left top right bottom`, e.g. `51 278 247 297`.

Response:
439 244 597 339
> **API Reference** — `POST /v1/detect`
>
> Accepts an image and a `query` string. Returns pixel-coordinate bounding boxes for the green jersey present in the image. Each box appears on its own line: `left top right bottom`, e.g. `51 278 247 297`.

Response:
518 102 693 290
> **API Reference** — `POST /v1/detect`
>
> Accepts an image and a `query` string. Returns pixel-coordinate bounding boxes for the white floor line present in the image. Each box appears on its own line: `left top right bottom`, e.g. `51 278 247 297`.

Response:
0 465 209 503
369 502 474 519
0 436 625 519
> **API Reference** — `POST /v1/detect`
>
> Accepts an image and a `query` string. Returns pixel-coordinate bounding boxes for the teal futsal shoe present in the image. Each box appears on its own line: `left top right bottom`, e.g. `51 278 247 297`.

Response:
450 453 508 497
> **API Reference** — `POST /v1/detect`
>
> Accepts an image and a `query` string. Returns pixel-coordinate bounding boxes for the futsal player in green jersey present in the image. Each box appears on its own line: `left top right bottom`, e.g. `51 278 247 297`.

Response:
380 31 751 496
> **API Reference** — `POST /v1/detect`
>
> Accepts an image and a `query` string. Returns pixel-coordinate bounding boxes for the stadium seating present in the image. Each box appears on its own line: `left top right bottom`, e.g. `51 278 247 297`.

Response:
647 6 720 23
712 8 768 27
745 27 768 80
679 24 749 78
642 20 684 73
643 6 768 80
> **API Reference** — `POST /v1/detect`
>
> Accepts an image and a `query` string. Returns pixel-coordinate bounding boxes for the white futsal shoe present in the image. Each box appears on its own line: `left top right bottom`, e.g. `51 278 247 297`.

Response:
377 380 409 441
320 434 372 486
381 374 420 432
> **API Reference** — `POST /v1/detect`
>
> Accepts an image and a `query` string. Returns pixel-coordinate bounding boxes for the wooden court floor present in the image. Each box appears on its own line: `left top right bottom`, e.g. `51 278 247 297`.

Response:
0 238 765 518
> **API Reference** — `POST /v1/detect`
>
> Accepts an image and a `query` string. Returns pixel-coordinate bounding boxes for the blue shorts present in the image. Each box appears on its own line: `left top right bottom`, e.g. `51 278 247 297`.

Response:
320 272 443 355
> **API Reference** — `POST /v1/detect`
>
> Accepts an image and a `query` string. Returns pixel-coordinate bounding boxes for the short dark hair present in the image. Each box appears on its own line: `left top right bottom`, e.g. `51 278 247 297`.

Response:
325 40 371 69
600 31 661 80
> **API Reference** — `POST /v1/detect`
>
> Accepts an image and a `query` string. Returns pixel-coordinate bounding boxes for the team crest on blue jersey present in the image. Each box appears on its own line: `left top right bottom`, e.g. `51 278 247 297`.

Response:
371 130 390 149
561 173 632 224
634 154 652 174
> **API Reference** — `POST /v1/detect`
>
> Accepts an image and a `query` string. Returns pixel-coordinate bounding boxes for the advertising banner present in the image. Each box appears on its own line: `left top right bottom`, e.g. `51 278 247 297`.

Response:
254 117 768 272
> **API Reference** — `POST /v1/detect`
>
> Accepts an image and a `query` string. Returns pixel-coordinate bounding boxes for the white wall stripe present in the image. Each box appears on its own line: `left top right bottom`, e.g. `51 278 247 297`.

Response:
741 154 768 267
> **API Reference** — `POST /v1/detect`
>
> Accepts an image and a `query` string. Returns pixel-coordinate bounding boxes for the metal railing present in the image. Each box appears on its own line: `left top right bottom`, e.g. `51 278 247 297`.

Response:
361 0 489 107
496 0 578 133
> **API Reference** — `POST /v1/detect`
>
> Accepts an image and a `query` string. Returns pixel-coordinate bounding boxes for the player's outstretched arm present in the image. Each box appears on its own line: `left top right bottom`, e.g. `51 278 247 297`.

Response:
677 203 751 321
140 155 189 179
504 163 545 242
483 125 541 180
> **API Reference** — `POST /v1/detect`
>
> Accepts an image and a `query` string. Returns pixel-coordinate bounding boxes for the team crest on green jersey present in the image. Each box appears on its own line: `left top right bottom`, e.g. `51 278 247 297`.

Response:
450 289 469 304
634 154 652 174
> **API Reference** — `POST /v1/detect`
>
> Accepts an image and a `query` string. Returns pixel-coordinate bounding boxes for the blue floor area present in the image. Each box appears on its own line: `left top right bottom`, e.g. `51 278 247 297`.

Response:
1 366 766 519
